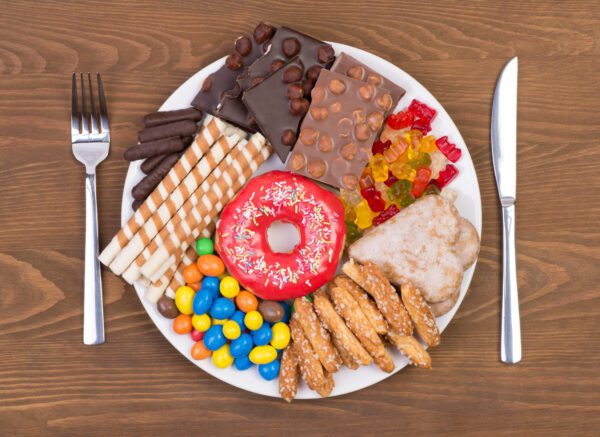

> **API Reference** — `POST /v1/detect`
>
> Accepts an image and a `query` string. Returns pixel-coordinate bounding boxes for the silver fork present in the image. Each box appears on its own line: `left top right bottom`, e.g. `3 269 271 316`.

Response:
71 73 110 345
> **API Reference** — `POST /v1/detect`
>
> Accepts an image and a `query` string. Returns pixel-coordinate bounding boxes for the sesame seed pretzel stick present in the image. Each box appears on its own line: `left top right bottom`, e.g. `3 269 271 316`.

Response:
400 281 440 347
99 116 225 266
109 133 242 275
140 135 271 280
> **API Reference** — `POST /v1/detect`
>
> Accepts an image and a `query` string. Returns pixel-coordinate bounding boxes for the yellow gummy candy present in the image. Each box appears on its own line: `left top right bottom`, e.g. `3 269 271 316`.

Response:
354 200 373 229
421 136 437 153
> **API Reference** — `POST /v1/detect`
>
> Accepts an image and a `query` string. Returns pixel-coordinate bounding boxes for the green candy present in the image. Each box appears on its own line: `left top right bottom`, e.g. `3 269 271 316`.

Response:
345 221 362 245
387 179 411 203
195 238 214 256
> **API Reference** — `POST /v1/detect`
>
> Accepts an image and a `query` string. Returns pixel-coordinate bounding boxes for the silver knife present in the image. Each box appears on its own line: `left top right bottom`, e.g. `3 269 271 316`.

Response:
491 57 521 364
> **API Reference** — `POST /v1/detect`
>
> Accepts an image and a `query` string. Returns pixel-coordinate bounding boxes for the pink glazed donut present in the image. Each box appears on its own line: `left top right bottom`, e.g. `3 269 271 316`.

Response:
215 170 346 300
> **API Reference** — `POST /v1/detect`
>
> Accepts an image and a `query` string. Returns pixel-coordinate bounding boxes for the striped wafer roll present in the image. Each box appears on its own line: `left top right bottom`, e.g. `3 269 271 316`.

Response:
145 246 198 303
108 133 242 275
98 117 226 266
121 138 253 284
140 135 271 279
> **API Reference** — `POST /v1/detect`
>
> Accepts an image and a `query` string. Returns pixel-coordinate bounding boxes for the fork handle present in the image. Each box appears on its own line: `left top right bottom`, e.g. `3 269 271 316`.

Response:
500 203 521 363
84 173 105 345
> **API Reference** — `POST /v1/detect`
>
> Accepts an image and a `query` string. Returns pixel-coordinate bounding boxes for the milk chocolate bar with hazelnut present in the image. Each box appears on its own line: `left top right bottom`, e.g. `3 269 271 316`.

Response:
286 69 393 190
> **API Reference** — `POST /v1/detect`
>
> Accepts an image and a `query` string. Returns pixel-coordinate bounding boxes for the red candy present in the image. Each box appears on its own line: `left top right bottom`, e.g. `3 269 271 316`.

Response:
191 329 205 342
360 187 386 212
386 110 413 130
411 117 432 134
371 140 391 155
372 204 400 226
435 136 462 163
409 99 437 121
432 164 458 189
411 167 432 198
383 171 398 187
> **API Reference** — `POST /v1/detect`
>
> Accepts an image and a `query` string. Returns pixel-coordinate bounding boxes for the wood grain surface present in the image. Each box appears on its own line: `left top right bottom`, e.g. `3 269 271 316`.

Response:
1 0 599 435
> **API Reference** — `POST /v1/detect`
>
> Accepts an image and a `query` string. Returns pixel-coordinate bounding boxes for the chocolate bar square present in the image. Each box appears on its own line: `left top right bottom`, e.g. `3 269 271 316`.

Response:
286 69 393 190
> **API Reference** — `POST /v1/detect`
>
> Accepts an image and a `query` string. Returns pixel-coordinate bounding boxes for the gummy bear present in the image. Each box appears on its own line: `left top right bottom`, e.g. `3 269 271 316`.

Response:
420 135 437 153
383 170 398 187
383 138 409 163
386 110 413 130
372 204 400 226
359 167 375 189
345 221 362 245
408 99 437 122
435 136 462 163
424 184 441 196
371 140 391 155
354 199 373 229
340 188 362 207
411 117 432 135
390 161 416 181
387 179 411 204
411 167 432 198
369 154 389 183
432 164 458 189
399 193 416 208
408 152 431 169
360 186 386 212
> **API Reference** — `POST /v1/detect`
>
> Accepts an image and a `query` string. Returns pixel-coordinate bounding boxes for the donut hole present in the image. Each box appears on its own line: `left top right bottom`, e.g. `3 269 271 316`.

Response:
266 220 301 254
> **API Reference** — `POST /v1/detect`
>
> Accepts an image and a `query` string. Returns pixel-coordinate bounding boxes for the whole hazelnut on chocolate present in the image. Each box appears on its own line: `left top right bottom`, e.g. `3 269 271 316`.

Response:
281 129 297 146
342 174 359 190
318 134 334 152
367 73 383 86
354 123 370 141
358 84 375 101
340 142 357 160
286 83 304 99
201 75 214 92
271 59 286 73
235 36 252 56
289 98 309 115
299 128 318 145
328 78 346 95
226 52 243 70
302 79 313 96
289 152 306 171
306 65 323 82
283 65 303 83
317 45 335 64
307 160 327 178
311 86 325 104
310 106 329 121
347 65 365 80
282 37 301 57
254 22 276 43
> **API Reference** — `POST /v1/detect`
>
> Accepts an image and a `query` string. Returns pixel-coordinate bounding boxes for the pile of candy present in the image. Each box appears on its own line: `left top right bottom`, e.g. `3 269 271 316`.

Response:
156 237 291 381
341 99 462 242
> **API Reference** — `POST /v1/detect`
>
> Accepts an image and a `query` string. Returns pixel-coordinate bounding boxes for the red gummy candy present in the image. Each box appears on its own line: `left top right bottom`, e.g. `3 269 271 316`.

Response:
411 118 432 134
435 136 462 162
384 170 398 187
385 110 413 130
372 140 391 155
409 99 437 122
446 147 462 163
372 204 400 226
411 167 432 198
360 186 386 212
432 164 458 189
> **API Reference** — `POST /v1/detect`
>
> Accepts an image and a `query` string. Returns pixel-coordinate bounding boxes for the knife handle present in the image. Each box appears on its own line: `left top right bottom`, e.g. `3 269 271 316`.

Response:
500 203 521 363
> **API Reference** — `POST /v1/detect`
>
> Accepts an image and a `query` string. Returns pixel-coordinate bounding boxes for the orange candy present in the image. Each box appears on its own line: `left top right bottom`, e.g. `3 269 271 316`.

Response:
197 254 225 276
183 263 203 284
188 281 201 291
235 290 259 313
173 314 193 334
191 340 211 360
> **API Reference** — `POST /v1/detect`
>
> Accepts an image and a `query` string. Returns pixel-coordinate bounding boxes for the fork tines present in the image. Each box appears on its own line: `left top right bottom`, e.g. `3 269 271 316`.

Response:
71 73 109 142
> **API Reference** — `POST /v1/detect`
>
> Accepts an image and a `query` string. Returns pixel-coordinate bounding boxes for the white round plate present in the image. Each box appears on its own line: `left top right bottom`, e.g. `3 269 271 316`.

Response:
121 42 482 399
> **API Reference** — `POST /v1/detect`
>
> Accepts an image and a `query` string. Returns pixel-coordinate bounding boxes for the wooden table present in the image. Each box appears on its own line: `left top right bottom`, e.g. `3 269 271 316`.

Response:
1 1 598 435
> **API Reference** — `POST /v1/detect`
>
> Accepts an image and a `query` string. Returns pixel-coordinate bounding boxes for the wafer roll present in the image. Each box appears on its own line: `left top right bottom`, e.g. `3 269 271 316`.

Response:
140 135 271 279
145 245 199 303
109 134 241 275
143 108 202 128
98 117 226 266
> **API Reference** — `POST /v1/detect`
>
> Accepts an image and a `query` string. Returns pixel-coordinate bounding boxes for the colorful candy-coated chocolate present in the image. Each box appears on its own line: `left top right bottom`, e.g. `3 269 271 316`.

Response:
174 286 195 315
201 276 220 293
191 340 211 360
369 154 389 182
210 297 235 320
270 322 291 350
219 276 240 298
360 186 386 212
258 359 280 381
190 328 204 342
432 164 459 189
354 199 373 230
234 355 253 371
222 320 241 340
251 324 273 346
230 333 254 358
173 314 193 334
156 296 179 319
230 310 246 330
249 345 277 365
409 99 437 122
212 318 227 325
197 254 225 277
195 237 214 256
192 289 213 315
212 344 234 369
183 263 203 285
203 325 226 351
192 313 211 332
372 204 400 226
244 310 263 331
235 290 259 313
257 300 285 323
188 281 201 291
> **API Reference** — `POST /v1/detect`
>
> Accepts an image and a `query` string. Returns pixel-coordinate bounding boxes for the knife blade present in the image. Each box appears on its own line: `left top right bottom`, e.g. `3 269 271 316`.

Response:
491 57 521 364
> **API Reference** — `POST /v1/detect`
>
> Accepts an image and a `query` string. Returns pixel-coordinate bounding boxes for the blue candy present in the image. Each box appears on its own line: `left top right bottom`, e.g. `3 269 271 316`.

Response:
258 359 280 381
279 302 291 323
230 310 246 330
230 333 253 358
234 355 253 371
203 325 226 351
210 297 235 320
192 289 213 315
202 276 220 294
251 324 272 346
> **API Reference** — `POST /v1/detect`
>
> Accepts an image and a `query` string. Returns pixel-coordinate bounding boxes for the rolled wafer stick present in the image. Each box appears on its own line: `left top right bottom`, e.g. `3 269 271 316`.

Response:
138 119 198 143
145 245 199 303
98 117 226 266
109 134 242 275
139 135 270 280
143 108 202 128
132 153 181 201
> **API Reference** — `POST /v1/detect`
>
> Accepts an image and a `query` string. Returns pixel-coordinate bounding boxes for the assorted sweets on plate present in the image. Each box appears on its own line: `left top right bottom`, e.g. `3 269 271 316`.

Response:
100 21 481 400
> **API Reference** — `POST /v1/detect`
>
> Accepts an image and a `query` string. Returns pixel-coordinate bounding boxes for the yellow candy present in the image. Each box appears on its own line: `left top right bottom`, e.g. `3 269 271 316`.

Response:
174 286 195 315
244 310 263 331
390 161 417 181
212 344 234 368
369 154 389 182
407 145 418 160
421 135 437 153
270 322 291 350
212 318 226 326
249 345 277 365
192 313 211 332
222 320 241 340
219 276 240 298
354 199 373 230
